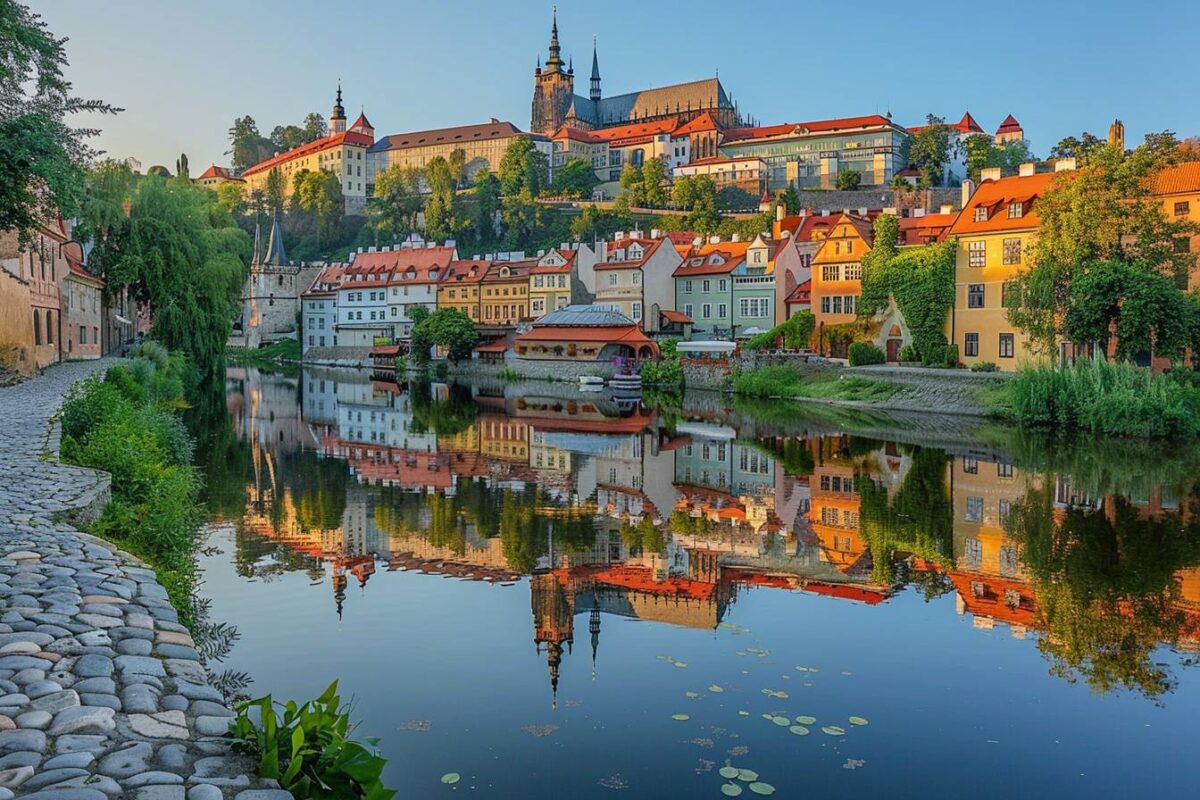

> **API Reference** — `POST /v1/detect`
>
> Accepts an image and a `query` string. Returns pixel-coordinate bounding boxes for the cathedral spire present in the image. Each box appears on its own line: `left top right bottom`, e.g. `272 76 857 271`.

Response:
330 81 346 134
263 210 287 266
545 6 564 71
590 37 601 102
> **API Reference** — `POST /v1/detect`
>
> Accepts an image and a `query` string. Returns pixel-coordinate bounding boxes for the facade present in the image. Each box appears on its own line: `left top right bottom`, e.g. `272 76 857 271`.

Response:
439 259 489 322
480 260 533 326
63 257 104 360
810 214 874 355
719 115 910 191
234 216 320 349
550 127 614 188
529 249 591 319
1151 162 1200 290
673 240 747 338
367 119 541 192
301 264 345 355
946 164 1071 368
731 234 778 334
334 244 457 347
530 11 742 137
241 86 375 214
594 235 681 332
772 211 837 323
194 165 243 192
514 304 659 361
673 157 767 197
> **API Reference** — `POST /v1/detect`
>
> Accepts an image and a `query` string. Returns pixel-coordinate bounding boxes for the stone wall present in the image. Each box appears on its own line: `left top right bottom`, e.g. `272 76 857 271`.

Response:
450 355 616 383
795 186 962 215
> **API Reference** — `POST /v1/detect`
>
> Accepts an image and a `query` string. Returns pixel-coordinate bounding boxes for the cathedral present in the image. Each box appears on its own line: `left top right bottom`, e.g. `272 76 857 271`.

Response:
530 10 744 136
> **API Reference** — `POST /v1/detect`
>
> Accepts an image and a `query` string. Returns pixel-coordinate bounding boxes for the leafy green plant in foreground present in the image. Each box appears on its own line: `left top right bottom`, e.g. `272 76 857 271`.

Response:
230 681 395 800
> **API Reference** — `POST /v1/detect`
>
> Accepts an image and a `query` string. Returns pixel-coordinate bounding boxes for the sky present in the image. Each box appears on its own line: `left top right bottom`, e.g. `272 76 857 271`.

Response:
38 0 1200 172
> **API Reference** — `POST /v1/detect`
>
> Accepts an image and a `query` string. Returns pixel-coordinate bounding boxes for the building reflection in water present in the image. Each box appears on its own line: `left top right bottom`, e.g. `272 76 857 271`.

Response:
210 367 1200 702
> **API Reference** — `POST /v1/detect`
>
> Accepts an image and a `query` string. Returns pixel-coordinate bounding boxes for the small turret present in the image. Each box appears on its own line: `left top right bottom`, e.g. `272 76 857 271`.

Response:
330 83 346 134
590 37 601 102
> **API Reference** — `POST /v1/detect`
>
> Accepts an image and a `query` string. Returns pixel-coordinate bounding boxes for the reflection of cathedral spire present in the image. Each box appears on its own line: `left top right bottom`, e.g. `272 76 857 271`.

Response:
332 567 347 620
589 604 601 680
532 572 575 710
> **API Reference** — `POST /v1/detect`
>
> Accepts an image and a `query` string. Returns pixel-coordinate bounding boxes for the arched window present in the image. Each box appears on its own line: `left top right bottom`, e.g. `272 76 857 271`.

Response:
33 310 41 345
46 310 54 344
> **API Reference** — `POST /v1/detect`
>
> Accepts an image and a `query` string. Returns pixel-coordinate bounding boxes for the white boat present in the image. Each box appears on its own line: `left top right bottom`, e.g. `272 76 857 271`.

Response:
610 373 643 393
579 375 604 386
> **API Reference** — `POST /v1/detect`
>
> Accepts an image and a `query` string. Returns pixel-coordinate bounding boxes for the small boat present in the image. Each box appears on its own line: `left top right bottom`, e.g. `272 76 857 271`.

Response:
610 372 643 393
579 375 604 386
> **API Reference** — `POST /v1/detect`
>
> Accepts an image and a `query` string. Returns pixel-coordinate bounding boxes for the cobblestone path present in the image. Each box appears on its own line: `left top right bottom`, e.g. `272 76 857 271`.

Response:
0 361 290 800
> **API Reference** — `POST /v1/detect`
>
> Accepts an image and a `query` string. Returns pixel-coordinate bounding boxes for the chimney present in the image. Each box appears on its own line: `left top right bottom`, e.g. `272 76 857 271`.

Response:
913 208 926 218
1055 157 1077 172
731 233 740 242
692 236 702 247
445 239 455 248
882 206 898 215
820 209 829 217
980 167 1002 182
650 228 661 239
357 247 364 254
961 179 976 207
614 231 625 241
858 207 867 216
1018 162 1036 177
775 204 785 223
708 235 720 244
368 246 377 253
630 229 643 239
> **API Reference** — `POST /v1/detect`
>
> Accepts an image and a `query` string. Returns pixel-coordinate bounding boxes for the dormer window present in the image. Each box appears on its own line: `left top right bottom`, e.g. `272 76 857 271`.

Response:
501 267 510 277
430 269 439 280
1007 201 1024 219
708 255 724 265
974 207 988 222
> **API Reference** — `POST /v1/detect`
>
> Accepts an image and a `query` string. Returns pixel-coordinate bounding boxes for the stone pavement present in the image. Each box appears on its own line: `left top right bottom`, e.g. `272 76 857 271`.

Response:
0 360 290 800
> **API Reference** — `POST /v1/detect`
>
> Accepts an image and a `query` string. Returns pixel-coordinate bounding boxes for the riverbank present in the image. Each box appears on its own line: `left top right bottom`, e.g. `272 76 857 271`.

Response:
0 360 290 799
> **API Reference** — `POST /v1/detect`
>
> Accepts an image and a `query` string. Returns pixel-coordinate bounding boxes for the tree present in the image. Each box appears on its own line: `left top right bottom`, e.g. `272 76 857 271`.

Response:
448 148 467 188
963 135 1038 182
501 188 542 250
146 165 171 178
778 185 801 215
228 116 271 171
1049 132 1104 163
468 169 501 246
671 174 719 232
301 112 327 143
835 170 862 190
216 181 247 216
371 164 424 242
265 167 285 215
175 153 190 180
907 116 953 186
551 157 599 199
412 308 479 363
617 163 646 208
640 157 669 207
292 169 344 243
498 136 548 196
570 205 631 243
423 156 458 242
0 1 119 243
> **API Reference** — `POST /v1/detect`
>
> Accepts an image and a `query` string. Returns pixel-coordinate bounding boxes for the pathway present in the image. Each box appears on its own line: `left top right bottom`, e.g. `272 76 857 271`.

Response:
0 360 290 799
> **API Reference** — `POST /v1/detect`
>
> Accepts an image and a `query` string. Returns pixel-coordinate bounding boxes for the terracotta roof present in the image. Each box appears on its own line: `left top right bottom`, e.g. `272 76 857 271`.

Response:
66 262 103 286
369 120 523 153
664 231 699 245
304 263 347 296
482 260 534 283
672 112 723 136
674 249 746 278
440 260 488 284
197 165 241 181
243 130 373 177
586 117 679 147
596 238 667 270
551 126 606 143
529 249 577 274
661 309 693 324
723 114 896 144
898 212 958 244
350 112 373 131
785 279 812 303
346 246 457 285
516 324 655 346
907 111 985 136
996 114 1022 134
1152 162 1200 196
474 339 509 353
948 171 1060 236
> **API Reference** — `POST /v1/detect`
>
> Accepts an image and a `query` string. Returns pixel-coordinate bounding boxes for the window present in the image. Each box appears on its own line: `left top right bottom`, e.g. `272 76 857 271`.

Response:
820 296 830 314
822 264 840 281
1007 201 1024 219
608 273 617 286
963 456 979 474
968 284 985 308
973 207 988 222
1175 201 1191 217
844 264 862 280
830 296 843 314
632 272 641 285
999 333 1015 358
968 240 986 267
717 303 727 319
684 280 693 293
844 295 856 314
997 462 1014 479
702 303 712 319
719 279 727 292
33 310 41 346
702 279 711 293
80 325 86 344
1003 237 1022 265
964 332 979 357
632 302 642 321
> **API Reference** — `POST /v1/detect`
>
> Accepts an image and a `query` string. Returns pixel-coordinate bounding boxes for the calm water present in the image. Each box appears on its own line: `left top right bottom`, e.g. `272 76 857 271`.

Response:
191 366 1200 798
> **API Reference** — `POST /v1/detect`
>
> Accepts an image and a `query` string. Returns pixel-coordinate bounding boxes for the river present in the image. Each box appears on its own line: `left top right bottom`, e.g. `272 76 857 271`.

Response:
188 365 1200 798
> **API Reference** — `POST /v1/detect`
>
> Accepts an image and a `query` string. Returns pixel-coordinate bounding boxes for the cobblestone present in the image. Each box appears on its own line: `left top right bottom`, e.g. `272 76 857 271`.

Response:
0 361 290 798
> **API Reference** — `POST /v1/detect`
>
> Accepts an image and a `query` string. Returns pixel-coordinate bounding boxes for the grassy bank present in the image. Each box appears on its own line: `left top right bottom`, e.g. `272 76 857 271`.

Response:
997 360 1200 438
226 338 301 366
59 342 202 625
733 365 906 403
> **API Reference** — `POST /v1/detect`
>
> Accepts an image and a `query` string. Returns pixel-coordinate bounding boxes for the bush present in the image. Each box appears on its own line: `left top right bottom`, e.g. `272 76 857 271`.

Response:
970 361 999 373
230 681 395 800
640 357 683 387
898 344 918 363
848 342 885 366
922 342 958 368
746 311 815 351
1004 359 1200 438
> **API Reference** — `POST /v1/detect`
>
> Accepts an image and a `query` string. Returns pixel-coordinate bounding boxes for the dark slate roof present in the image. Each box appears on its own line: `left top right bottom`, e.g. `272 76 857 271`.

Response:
533 304 636 327
569 78 730 127
262 214 287 266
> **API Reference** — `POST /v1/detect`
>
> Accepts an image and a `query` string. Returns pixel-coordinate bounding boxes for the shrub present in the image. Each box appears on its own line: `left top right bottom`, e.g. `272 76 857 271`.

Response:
640 357 682 387
922 342 958 368
746 311 815 351
230 681 395 800
970 361 999 373
898 344 918 363
848 342 886 366
432 361 450 381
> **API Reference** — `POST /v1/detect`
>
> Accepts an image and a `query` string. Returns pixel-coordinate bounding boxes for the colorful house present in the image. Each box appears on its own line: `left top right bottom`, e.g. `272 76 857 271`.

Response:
63 254 103 360
946 163 1073 368
1151 162 1200 290
594 234 681 332
480 259 533 326
438 259 488 322
810 213 873 357
673 239 747 338
514 305 659 362
731 234 778 335
529 249 591 319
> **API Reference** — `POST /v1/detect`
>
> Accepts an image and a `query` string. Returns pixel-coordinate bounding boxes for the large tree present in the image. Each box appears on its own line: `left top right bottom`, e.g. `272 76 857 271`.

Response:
640 156 669 207
228 116 271 172
671 174 719 232
963 134 1036 181
370 164 424 242
292 169 344 243
0 0 118 243
551 157 599 199
498 136 548 196
423 156 458 242
1049 132 1104 163
906 116 953 186
467 169 501 247
412 308 479 363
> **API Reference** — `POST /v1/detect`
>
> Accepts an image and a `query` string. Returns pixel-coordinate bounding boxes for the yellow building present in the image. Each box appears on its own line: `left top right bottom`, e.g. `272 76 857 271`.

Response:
241 86 374 214
528 249 578 319
480 260 533 325
195 165 243 192
947 164 1073 368
368 120 538 190
438 259 488 322
1151 162 1200 290
810 213 872 357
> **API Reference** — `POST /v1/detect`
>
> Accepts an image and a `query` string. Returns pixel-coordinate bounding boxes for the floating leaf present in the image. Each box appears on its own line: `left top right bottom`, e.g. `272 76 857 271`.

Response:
736 651 748 657
686 691 700 698
794 666 808 672
709 685 724 693
761 713 774 721
441 773 460 785
841 671 852 676
657 655 670 660
719 767 740 779
848 716 869 726
675 662 688 668
738 710 749 717
822 725 846 736
722 783 743 797
737 769 759 782
789 725 809 736
747 647 761 653
672 714 690 721
748 782 776 795
771 716 790 727
795 716 816 725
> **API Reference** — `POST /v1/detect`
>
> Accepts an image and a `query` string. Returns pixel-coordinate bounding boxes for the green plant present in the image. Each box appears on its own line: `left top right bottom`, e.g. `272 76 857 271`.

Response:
432 361 450 381
745 311 815 351
496 366 521 382
848 342 885 366
230 681 395 800
970 361 999 373
897 344 918 363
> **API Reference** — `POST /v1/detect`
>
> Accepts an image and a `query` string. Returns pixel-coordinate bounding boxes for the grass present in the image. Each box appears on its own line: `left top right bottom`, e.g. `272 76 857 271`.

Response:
226 338 301 365
733 365 905 403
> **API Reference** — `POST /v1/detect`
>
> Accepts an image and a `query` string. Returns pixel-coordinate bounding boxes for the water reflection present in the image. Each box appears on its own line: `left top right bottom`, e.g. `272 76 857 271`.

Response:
200 366 1200 706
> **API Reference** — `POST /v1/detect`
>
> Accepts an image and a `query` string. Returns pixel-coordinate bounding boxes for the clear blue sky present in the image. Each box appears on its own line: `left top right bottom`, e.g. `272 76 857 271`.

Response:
40 0 1200 171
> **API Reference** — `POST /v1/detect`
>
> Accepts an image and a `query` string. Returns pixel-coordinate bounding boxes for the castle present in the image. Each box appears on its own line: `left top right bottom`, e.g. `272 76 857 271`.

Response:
530 9 745 136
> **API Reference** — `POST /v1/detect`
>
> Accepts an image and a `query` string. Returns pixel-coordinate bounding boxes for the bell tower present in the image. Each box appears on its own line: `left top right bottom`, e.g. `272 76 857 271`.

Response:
531 7 575 135
330 83 346 135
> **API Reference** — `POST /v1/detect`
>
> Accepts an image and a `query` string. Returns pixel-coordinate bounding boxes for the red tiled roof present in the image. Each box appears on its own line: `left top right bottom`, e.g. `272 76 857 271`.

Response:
898 212 958 244
1152 162 1200 196
350 112 373 131
304 264 346 296
529 249 577 274
661 309 692 324
373 120 523 152
907 111 985 136
474 339 509 353
516 324 656 346
483 260 535 283
551 125 605 143
996 114 1022 134
673 112 723 136
723 114 895 144
345 246 457 286
785 279 812 303
587 117 679 146
596 238 667 270
441 260 488 284
197 165 241 181
673 250 746 277
242 130 374 177
67 262 103 286
948 171 1059 236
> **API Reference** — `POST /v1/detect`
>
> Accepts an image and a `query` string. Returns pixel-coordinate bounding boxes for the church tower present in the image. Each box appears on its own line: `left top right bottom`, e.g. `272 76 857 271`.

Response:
330 83 346 135
531 8 576 136
589 38 601 103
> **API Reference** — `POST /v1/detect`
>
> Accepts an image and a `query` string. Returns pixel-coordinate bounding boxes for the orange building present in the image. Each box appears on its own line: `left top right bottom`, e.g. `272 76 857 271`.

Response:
438 259 488 322
480 260 533 326
1151 162 1200 290
810 213 873 357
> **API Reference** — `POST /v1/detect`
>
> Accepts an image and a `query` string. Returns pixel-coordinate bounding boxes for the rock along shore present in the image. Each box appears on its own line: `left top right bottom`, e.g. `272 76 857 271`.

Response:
0 360 290 800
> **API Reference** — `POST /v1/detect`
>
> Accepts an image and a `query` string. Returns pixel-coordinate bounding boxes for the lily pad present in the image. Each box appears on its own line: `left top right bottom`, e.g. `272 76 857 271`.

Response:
722 783 743 797
686 691 700 698
737 768 759 782
771 716 790 727
441 773 460 785
761 713 774 720
672 713 690 721
789 725 810 736
848 716 869 726
822 725 846 736
736 651 748 657
795 715 817 725
657 655 670 660
709 685 724 693
738 710 750 716
719 767 740 779
748 782 776 795
675 662 688 668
